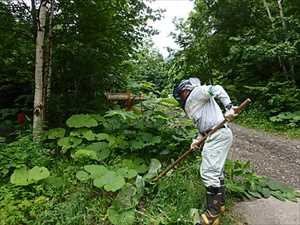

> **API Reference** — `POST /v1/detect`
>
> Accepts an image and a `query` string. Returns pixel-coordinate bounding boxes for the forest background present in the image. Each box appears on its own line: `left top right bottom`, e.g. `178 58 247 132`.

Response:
0 0 300 225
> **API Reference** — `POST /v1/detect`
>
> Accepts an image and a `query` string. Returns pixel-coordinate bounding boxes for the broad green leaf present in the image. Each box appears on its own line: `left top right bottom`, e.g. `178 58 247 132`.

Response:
93 171 125 192
113 184 137 210
282 191 297 202
105 110 137 120
129 132 161 150
66 114 98 128
76 170 90 182
144 158 161 180
248 191 262 198
57 137 82 151
107 208 135 225
116 168 138 179
29 166 50 182
226 181 245 193
70 128 96 141
10 166 50 186
84 165 108 178
73 149 98 161
47 128 65 139
121 158 148 174
86 142 109 151
265 179 284 191
271 191 286 201
95 133 112 142
85 142 111 160
98 148 111 161
258 188 271 198
90 114 104 123
10 167 30 185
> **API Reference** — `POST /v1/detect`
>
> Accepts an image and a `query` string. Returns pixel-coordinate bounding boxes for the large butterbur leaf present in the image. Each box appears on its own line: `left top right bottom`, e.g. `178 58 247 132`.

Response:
76 170 90 182
121 158 148 174
112 184 137 210
129 132 161 150
93 171 125 192
116 168 137 179
73 149 98 161
107 208 135 225
57 136 82 151
104 110 137 121
66 114 98 128
70 128 96 141
11 166 50 186
10 167 29 185
84 165 108 178
95 133 113 142
29 166 50 181
86 142 111 160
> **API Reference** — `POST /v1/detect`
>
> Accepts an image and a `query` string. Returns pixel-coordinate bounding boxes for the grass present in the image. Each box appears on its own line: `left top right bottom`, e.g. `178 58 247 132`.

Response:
139 156 236 225
235 108 300 139
0 156 237 225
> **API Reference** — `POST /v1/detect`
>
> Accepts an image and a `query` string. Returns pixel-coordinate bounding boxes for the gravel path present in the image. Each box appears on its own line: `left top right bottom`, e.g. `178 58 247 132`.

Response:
229 124 300 188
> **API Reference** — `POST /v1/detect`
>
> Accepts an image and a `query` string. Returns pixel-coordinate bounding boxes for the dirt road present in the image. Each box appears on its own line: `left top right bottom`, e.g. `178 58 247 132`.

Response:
229 124 300 188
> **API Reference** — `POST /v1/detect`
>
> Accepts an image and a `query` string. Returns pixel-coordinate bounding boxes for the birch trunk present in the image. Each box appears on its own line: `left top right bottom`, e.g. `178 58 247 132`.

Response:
31 0 37 41
277 0 286 31
33 0 48 138
262 0 288 74
47 0 54 105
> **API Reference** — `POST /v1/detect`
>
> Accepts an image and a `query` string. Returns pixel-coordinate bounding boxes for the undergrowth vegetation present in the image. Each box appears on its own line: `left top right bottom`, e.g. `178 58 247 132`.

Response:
0 98 299 225
235 106 300 138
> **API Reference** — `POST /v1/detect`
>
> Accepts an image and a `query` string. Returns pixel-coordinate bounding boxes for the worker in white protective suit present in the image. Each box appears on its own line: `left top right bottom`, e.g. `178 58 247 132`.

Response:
173 77 237 225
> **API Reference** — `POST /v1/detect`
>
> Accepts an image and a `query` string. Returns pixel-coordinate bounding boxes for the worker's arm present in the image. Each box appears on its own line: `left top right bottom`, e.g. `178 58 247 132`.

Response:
198 85 232 109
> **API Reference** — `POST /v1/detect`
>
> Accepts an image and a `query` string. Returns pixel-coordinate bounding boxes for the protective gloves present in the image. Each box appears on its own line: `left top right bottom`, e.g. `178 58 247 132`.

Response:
190 134 203 149
224 106 238 120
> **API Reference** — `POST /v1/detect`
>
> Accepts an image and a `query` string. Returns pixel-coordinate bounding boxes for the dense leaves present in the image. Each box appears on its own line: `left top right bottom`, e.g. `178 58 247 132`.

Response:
171 0 300 125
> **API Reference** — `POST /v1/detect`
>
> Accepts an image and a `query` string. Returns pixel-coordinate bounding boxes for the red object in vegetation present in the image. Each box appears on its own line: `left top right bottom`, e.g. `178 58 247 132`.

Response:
17 112 26 126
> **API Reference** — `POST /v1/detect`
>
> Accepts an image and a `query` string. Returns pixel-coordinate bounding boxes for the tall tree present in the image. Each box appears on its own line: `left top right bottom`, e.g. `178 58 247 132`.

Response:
33 0 48 137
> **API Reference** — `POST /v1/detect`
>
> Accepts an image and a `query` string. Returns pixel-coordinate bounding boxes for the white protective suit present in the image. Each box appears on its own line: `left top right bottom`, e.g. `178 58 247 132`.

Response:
185 84 233 187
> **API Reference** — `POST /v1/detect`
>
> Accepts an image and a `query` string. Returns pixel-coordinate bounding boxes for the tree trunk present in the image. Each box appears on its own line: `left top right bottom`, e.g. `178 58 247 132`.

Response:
262 0 288 75
33 0 48 138
31 0 37 41
262 0 274 28
47 0 54 107
277 0 286 31
43 0 54 124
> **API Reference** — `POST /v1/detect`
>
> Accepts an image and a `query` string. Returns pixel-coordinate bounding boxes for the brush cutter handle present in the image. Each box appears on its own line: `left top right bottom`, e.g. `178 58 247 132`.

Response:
153 98 251 182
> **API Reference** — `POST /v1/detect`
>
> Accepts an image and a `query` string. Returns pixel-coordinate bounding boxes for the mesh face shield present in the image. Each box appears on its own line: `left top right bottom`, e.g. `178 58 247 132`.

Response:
173 77 201 107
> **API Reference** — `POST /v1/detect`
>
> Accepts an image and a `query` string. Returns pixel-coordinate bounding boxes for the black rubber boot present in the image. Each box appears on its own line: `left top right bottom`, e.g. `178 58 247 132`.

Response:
198 186 222 225
219 178 225 213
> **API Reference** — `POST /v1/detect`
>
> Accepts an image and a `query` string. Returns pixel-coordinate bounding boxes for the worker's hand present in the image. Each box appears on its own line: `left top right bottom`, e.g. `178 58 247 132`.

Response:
190 134 203 149
225 106 238 120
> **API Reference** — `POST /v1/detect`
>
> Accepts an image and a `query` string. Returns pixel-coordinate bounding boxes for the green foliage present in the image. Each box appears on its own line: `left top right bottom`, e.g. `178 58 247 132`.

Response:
270 111 300 126
93 171 126 192
10 166 50 186
125 46 168 93
170 0 300 123
0 135 49 179
57 136 82 152
236 107 300 138
225 159 299 202
66 114 98 128
1 99 299 225
46 128 66 139
143 158 162 180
